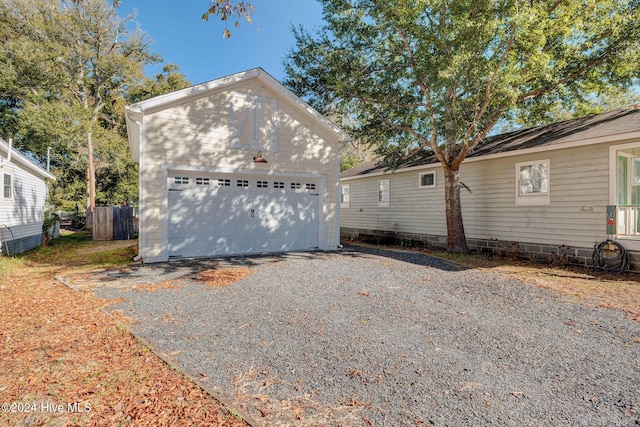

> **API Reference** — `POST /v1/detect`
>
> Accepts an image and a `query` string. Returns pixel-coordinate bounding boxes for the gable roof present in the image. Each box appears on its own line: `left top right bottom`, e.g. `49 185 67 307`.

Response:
342 108 640 178
125 67 350 162
0 139 56 181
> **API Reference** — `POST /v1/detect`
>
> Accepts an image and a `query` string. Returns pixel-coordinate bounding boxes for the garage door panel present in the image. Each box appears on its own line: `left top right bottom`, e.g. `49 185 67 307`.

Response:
168 173 319 257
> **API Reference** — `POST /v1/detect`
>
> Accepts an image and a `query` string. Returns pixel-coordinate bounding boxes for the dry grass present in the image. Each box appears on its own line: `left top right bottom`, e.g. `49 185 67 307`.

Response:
0 231 246 427
132 281 181 292
196 268 254 288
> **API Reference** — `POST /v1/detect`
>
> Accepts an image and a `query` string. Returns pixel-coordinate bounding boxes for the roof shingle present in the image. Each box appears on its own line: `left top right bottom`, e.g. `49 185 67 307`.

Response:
341 109 640 178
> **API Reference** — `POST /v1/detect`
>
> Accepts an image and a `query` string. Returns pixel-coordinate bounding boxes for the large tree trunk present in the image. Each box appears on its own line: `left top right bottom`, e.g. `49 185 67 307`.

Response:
443 166 469 253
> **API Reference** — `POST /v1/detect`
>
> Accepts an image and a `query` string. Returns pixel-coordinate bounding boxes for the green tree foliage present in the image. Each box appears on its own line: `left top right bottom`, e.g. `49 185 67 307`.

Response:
127 64 192 105
285 0 640 252
0 0 162 210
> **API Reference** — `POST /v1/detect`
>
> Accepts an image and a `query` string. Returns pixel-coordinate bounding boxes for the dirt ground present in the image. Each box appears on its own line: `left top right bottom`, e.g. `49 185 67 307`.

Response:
1 234 638 426
352 241 640 323
0 234 246 427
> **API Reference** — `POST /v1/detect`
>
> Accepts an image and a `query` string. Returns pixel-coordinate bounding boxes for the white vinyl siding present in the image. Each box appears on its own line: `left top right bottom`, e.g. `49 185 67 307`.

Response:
341 142 619 249
135 77 341 262
0 161 49 254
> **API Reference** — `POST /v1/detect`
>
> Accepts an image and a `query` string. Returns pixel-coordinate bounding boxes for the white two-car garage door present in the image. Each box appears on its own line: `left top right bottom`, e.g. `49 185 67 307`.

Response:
167 172 319 257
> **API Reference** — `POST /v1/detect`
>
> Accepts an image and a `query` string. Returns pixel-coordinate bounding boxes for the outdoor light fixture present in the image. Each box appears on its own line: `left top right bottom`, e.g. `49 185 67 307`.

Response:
253 151 268 163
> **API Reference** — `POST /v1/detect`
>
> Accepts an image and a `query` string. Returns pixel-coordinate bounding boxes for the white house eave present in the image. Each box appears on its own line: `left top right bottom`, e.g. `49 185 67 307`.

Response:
254 71 351 142
127 68 262 113
341 129 640 181
124 106 143 162
0 139 56 181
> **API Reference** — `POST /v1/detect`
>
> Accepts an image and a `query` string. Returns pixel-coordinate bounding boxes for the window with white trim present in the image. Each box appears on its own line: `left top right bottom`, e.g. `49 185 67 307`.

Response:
516 159 550 205
418 171 436 188
377 179 389 207
3 173 12 199
340 184 350 208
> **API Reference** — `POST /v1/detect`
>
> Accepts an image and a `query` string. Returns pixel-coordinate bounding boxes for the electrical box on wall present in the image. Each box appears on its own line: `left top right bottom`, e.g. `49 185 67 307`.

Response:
606 205 617 235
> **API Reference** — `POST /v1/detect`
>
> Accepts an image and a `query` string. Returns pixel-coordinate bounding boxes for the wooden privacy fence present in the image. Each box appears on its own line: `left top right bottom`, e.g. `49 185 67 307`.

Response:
92 206 135 241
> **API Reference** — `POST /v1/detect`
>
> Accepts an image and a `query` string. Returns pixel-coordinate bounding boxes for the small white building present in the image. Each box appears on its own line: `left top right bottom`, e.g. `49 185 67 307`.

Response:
0 138 56 255
125 68 349 263
340 109 640 269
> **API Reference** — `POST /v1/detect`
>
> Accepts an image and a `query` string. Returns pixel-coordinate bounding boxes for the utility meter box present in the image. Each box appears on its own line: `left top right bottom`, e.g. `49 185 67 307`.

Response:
606 205 617 235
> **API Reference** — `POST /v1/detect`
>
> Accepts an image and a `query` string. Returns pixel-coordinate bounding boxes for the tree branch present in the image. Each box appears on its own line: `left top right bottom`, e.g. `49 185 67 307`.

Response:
518 51 608 102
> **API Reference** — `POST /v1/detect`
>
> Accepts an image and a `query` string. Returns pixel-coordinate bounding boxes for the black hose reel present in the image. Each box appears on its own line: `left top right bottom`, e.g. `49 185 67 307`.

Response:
592 239 629 274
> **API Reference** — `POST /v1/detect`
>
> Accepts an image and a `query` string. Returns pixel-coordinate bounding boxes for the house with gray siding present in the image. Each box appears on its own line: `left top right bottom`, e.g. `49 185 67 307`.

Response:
125 68 349 263
0 138 56 255
340 109 640 270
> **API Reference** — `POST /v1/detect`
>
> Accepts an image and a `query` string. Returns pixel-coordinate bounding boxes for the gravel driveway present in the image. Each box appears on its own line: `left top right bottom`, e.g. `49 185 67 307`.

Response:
76 246 639 426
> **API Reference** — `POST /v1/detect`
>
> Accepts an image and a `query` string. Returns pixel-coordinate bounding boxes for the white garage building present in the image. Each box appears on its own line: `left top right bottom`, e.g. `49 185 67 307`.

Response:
125 68 347 263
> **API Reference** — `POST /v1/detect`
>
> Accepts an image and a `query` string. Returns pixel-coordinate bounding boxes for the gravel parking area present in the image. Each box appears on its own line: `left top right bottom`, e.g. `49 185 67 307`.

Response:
74 246 640 426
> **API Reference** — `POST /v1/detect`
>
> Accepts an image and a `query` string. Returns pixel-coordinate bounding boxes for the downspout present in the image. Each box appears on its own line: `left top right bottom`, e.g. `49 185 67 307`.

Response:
125 107 144 262
336 137 350 249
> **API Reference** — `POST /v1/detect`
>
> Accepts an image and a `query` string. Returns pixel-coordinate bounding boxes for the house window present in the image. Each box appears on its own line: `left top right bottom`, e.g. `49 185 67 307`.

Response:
419 171 436 188
378 179 389 207
174 176 189 185
340 184 350 208
516 160 550 205
3 173 11 199
632 158 640 186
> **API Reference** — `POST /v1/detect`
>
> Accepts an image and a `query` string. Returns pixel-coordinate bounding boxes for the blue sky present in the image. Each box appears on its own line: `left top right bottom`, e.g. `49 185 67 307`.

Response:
119 0 325 85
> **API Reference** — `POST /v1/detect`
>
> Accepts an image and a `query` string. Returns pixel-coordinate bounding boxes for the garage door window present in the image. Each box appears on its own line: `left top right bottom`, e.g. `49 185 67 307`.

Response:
218 179 231 186
257 180 268 188
237 180 249 187
196 177 210 185
174 176 189 184
273 181 285 189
